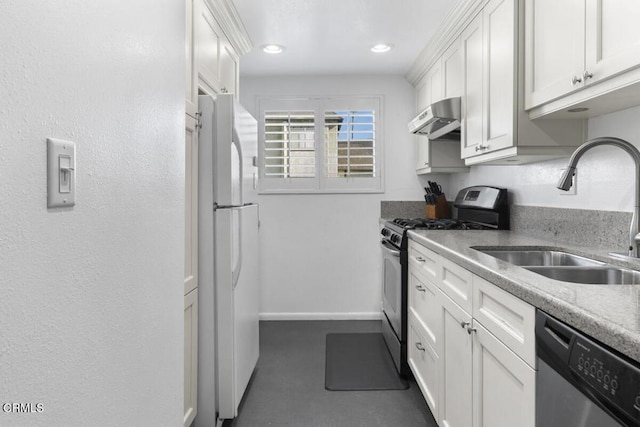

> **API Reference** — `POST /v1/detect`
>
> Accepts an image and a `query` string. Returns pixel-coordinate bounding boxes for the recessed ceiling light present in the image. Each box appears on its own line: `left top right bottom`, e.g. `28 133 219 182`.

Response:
262 44 285 54
371 43 392 53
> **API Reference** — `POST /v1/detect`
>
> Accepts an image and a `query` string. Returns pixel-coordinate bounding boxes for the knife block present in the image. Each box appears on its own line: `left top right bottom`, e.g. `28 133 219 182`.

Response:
426 194 452 219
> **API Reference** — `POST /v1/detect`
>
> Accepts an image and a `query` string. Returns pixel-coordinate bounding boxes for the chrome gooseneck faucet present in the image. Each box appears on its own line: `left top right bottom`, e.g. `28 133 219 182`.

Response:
557 137 640 257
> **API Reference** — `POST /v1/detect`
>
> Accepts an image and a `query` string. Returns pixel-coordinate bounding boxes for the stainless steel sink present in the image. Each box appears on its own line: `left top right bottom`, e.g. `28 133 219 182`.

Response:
474 247 640 284
479 249 605 267
526 266 640 285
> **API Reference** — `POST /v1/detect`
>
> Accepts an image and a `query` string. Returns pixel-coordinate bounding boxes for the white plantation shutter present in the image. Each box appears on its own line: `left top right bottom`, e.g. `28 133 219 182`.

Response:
264 111 316 178
258 96 383 194
324 110 375 178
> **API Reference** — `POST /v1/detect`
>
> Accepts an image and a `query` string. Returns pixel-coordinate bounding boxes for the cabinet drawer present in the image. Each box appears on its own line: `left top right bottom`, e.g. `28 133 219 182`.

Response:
408 240 440 282
408 314 440 419
408 267 440 349
440 257 473 314
472 275 535 367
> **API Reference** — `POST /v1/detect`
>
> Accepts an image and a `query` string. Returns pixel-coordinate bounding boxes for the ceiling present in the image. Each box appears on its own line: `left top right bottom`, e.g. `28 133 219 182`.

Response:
231 0 456 76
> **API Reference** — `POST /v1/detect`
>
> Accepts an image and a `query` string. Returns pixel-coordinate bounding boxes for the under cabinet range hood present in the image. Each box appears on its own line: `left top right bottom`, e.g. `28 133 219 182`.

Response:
408 97 461 139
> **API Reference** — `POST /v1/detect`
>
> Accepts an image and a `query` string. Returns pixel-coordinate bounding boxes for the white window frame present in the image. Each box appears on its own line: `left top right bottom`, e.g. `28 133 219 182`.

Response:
257 96 384 194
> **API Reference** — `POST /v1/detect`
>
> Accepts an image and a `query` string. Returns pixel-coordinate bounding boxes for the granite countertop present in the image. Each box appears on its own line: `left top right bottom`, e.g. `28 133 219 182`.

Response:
408 229 640 363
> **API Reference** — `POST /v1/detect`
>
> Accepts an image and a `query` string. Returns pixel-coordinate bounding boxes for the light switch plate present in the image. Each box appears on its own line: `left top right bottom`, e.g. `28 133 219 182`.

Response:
47 138 76 208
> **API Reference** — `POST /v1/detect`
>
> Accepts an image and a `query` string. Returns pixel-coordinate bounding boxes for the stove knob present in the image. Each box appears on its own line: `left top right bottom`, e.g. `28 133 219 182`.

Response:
381 229 389 237
392 235 399 245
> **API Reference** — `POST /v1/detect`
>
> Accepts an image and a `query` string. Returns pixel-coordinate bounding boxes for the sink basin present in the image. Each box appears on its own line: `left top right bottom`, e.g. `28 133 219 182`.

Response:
474 247 640 284
526 266 640 285
479 249 605 267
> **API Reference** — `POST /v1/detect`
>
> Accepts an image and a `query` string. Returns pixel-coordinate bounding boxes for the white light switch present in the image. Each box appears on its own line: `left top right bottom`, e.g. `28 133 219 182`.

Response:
47 138 76 208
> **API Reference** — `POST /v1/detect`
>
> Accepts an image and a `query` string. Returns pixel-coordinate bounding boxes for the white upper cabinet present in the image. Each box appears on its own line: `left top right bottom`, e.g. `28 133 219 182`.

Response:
414 37 469 175
524 0 585 109
525 0 640 118
186 0 198 117
460 12 485 159
585 0 640 83
417 62 443 113
409 0 585 167
460 0 585 165
194 0 239 97
442 41 462 98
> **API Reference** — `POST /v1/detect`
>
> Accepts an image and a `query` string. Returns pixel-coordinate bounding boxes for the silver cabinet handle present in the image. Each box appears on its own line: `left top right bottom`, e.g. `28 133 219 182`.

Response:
475 144 489 152
583 70 594 81
415 285 426 292
460 321 470 329
571 75 583 85
467 325 477 335
415 256 426 263
415 342 426 352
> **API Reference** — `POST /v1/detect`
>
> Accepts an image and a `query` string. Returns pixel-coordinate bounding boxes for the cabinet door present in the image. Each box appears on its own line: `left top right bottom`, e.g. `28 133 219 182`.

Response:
415 137 430 172
461 13 484 159
416 76 429 113
185 115 198 296
195 0 223 94
409 314 440 420
585 0 640 84
417 62 443 111
472 322 535 427
443 40 462 99
483 0 516 154
184 288 199 427
524 0 585 109
219 37 239 95
439 291 473 427
427 62 444 104
185 0 197 117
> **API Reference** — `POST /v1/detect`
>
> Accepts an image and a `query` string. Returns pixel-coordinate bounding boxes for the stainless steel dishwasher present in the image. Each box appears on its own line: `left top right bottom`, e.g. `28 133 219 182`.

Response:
536 310 640 426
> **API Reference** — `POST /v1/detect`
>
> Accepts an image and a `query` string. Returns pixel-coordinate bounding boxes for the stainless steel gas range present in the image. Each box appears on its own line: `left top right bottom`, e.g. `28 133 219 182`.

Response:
380 186 509 376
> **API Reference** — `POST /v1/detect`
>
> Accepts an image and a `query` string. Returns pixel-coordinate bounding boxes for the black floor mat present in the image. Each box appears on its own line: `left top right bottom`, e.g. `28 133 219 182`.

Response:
325 332 409 391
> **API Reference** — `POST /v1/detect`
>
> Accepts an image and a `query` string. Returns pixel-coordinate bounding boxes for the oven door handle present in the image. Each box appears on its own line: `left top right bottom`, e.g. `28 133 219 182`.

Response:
380 240 401 257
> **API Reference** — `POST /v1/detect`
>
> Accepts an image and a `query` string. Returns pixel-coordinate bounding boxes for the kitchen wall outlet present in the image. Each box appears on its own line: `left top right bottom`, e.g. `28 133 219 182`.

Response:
47 138 76 208
559 168 577 195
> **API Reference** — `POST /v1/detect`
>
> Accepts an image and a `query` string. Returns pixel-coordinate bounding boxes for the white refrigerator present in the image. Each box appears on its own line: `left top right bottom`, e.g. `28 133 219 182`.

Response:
197 94 260 424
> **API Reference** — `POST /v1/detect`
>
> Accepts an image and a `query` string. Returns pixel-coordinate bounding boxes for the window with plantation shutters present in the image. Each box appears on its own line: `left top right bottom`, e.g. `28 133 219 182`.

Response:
257 96 383 194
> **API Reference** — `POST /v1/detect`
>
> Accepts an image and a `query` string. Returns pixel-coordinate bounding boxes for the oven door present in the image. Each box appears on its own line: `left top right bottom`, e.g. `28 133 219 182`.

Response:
381 239 402 338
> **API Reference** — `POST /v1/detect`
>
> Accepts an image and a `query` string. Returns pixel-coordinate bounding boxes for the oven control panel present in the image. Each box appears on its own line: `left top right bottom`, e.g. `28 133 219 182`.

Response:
569 336 640 421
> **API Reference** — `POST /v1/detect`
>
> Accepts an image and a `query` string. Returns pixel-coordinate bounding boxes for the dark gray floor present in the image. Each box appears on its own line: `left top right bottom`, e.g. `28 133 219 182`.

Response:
225 320 438 427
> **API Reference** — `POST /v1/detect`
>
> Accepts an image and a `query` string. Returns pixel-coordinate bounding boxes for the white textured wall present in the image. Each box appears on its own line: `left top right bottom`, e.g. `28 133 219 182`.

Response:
446 106 640 212
240 75 426 319
0 2 184 426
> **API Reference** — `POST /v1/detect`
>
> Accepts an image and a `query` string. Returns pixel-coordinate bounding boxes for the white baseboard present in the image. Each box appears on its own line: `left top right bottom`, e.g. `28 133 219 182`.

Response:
259 312 383 321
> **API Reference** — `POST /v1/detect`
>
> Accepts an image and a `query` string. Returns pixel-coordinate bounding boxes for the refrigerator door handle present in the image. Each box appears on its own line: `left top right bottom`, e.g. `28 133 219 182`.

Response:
232 127 244 206
232 207 243 289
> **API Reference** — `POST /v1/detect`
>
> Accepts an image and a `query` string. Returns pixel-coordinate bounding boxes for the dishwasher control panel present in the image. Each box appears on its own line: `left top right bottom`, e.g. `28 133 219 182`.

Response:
569 336 640 420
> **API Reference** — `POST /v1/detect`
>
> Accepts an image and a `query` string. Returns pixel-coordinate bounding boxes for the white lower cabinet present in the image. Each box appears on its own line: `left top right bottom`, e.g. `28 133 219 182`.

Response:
472 322 535 427
439 290 473 427
407 240 536 427
409 313 440 419
184 288 198 427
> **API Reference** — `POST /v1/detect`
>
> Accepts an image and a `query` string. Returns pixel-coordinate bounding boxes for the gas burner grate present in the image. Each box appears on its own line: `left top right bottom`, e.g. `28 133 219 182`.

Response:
391 218 492 231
